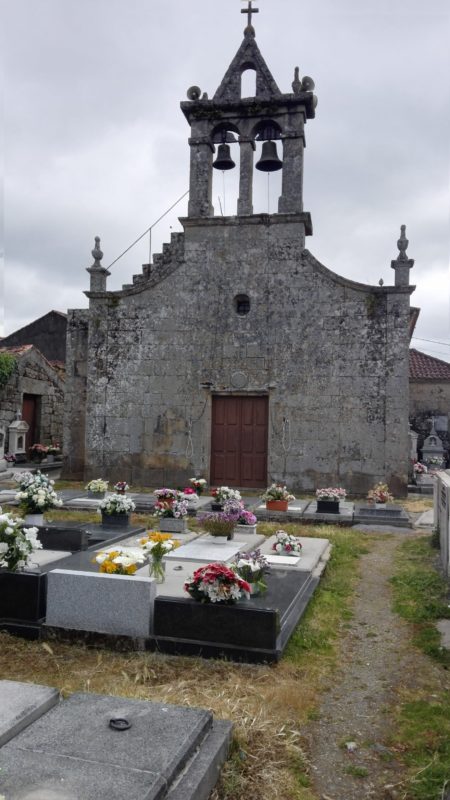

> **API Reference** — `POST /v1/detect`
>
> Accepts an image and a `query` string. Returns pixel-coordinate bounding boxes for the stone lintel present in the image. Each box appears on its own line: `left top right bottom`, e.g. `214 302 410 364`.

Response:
181 93 315 124
180 211 313 235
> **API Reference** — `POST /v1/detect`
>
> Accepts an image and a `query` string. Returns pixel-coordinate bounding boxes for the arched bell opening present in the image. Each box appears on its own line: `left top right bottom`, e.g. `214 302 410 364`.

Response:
252 120 283 214
211 123 241 216
240 66 257 98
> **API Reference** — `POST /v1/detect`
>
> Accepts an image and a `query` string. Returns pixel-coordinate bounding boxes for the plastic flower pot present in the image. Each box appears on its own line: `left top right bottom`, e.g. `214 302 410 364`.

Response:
266 500 288 511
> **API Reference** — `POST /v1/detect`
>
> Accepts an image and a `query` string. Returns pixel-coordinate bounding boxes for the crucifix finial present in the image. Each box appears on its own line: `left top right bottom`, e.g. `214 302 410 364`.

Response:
241 0 259 36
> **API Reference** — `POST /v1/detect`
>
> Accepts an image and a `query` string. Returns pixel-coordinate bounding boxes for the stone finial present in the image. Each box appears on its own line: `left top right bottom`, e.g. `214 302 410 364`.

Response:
91 236 104 268
391 224 414 287
86 235 110 296
301 75 315 92
396 224 409 262
292 66 302 95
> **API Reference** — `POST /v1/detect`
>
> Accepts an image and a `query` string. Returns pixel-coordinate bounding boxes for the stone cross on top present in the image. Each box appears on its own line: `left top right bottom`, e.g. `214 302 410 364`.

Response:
241 0 259 34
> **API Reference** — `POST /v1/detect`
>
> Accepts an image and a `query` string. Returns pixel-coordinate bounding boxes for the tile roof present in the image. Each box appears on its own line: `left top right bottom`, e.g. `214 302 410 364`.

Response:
409 348 450 380
0 344 34 356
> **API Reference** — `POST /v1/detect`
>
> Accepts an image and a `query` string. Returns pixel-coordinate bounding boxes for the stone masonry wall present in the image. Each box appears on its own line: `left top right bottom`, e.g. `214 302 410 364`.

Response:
61 311 89 478
0 351 65 451
70 215 412 495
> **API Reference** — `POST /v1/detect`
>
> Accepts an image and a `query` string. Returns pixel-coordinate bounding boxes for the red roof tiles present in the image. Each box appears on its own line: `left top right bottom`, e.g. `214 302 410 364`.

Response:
410 348 450 380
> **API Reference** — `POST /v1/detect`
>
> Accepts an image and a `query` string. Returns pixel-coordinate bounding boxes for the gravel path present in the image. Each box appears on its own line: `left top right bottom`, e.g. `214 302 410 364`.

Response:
304 534 443 800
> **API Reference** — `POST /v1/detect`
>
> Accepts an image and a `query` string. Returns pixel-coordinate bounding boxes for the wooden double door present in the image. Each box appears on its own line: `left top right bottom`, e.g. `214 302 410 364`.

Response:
210 396 268 489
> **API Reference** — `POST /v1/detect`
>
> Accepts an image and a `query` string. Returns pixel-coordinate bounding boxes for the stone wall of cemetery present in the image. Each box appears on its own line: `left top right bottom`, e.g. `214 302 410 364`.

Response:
65 217 412 494
434 471 450 577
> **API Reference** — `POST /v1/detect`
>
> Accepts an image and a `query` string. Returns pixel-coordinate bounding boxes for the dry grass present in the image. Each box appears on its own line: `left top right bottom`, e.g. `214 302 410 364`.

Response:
400 496 434 514
0 635 308 799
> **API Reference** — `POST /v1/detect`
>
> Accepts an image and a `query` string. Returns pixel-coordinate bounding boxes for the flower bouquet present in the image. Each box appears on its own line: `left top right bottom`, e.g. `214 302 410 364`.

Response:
316 487 346 501
184 562 250 604
367 483 393 506
93 546 145 575
181 487 200 507
47 443 61 457
154 488 178 503
0 508 42 572
114 481 129 494
15 471 63 520
271 529 302 556
198 509 240 539
427 457 444 470
189 477 207 496
413 462 427 475
236 509 257 526
29 443 48 462
98 493 135 526
85 478 109 497
316 487 346 514
261 483 295 511
232 549 269 596
211 486 242 510
154 496 189 533
139 531 180 582
154 497 188 518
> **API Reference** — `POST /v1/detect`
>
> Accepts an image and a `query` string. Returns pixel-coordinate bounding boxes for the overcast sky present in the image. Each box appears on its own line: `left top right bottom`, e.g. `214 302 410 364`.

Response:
2 0 450 360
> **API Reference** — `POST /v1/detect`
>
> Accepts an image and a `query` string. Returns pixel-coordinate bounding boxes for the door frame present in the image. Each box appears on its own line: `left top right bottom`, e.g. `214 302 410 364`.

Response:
209 392 269 489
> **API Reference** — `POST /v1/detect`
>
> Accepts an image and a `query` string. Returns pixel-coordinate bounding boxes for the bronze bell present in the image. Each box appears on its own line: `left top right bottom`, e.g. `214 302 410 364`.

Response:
213 143 236 171
255 140 282 172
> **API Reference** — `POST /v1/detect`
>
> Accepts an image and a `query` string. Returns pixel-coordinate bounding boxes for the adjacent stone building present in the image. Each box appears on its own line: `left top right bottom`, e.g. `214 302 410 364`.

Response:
0 345 65 453
409 348 450 462
63 13 414 494
0 311 67 364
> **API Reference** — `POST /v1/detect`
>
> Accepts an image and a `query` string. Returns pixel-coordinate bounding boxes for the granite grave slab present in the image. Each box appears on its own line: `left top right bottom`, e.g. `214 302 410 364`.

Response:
0 691 233 800
259 535 331 573
153 569 319 662
45 569 156 637
0 680 59 747
353 504 411 528
164 537 256 563
302 500 354 523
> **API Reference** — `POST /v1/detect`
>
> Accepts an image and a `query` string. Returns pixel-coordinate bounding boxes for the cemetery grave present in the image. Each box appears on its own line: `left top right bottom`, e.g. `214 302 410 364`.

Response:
0 476 425 663
0 490 332 662
0 680 232 800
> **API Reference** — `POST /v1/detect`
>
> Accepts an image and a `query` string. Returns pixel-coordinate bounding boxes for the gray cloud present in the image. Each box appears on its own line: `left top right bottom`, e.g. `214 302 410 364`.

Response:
2 0 450 361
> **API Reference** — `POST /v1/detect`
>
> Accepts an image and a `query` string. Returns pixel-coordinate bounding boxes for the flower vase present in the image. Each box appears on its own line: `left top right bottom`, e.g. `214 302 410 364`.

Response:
266 500 288 512
101 512 130 527
249 582 260 597
316 500 340 514
24 513 44 526
87 491 105 500
375 502 387 510
159 518 188 534
149 556 166 584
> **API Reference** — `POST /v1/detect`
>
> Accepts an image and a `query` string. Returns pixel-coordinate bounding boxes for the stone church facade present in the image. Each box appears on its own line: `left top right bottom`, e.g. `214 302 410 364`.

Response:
63 15 414 495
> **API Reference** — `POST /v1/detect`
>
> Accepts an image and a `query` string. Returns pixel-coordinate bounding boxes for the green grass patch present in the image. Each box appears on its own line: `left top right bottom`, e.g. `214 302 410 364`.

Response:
344 765 368 778
390 535 450 800
284 527 369 664
390 536 450 664
395 696 450 800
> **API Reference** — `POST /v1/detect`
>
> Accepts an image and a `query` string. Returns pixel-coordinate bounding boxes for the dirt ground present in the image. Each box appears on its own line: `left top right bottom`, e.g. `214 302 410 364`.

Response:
303 533 447 800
